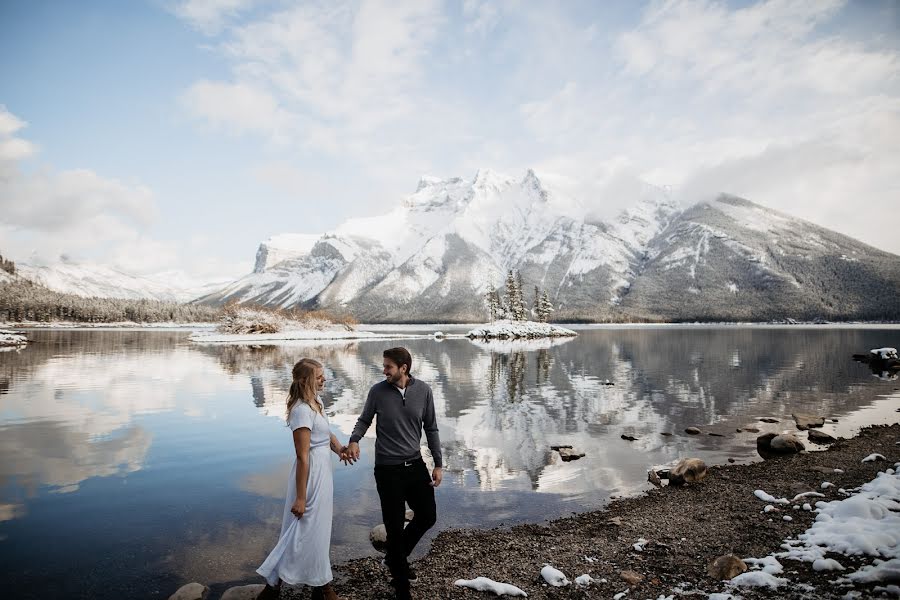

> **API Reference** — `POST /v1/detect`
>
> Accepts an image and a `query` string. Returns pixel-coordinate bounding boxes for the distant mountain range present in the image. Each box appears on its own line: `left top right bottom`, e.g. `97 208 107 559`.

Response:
13 260 228 304
8 169 900 322
196 170 900 322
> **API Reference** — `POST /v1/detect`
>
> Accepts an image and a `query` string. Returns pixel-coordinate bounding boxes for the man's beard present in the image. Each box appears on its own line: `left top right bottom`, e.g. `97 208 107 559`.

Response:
386 372 402 385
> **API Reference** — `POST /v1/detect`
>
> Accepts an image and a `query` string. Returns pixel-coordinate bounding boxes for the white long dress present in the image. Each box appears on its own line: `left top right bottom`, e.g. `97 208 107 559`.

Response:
257 399 334 587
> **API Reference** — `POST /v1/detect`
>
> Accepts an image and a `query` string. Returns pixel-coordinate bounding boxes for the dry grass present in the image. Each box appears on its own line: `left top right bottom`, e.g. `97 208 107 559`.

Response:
217 302 358 334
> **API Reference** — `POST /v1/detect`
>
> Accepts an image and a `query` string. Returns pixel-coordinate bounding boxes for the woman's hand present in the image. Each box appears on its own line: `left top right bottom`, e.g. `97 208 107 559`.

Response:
291 498 306 519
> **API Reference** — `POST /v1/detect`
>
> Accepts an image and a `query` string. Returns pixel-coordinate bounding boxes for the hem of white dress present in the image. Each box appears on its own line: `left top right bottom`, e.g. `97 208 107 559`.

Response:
256 567 333 588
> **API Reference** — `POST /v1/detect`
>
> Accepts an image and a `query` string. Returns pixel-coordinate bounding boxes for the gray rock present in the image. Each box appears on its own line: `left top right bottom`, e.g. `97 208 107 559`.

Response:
708 555 747 580
771 433 805 453
792 413 825 430
220 585 266 600
685 427 702 435
370 523 388 552
757 432 805 458
668 458 708 486
168 583 210 600
742 426 760 433
807 429 837 444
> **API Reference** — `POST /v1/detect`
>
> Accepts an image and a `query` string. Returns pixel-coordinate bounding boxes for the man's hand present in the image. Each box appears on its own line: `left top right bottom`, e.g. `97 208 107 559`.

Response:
348 441 360 461
431 467 443 487
338 446 356 466
291 498 306 519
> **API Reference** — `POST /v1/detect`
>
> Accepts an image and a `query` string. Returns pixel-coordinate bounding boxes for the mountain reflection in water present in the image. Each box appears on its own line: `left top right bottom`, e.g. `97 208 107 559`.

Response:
0 326 898 599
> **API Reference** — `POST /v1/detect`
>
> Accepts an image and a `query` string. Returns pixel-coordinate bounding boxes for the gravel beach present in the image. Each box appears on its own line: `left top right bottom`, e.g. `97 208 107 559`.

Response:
279 423 900 600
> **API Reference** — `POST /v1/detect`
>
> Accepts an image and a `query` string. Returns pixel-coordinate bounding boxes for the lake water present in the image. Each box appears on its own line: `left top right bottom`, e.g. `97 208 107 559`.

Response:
1 326 898 599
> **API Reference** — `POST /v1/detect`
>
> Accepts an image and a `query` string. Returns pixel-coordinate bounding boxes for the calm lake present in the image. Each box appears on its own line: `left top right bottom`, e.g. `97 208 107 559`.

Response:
1 325 898 599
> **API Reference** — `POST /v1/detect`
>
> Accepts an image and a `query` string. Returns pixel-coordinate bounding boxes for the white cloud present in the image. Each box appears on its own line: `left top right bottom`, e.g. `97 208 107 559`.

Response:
0 107 243 280
171 0 257 35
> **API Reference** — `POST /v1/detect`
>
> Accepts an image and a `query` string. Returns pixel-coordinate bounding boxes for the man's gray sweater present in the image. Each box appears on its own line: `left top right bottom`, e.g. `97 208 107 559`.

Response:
350 378 442 468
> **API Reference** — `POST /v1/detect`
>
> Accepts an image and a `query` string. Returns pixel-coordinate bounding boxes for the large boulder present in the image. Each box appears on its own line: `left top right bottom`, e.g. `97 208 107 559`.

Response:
168 583 210 600
668 458 708 486
757 432 805 458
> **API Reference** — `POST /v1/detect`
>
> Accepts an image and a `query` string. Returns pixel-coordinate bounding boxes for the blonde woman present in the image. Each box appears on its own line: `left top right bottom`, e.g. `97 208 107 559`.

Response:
257 358 348 600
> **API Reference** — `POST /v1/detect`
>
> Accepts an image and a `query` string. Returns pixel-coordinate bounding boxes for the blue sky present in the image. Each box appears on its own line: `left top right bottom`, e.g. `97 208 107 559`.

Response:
1 0 898 281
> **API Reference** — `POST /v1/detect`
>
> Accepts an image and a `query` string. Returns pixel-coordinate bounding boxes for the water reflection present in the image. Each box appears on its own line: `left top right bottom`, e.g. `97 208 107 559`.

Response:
0 327 898 600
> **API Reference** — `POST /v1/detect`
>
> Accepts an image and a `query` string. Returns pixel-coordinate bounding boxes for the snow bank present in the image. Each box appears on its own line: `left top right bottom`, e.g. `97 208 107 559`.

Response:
453 577 527 596
870 347 898 360
466 320 577 340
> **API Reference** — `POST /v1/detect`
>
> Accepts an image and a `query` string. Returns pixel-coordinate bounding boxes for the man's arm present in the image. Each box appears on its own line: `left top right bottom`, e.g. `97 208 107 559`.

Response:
423 387 443 486
347 387 377 460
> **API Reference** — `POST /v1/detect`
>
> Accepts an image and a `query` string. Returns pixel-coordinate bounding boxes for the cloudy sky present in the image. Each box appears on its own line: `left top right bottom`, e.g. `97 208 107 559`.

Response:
1 0 898 281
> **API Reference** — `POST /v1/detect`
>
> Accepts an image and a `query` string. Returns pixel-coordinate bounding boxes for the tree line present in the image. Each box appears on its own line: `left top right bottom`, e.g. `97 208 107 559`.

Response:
484 269 555 322
0 278 222 323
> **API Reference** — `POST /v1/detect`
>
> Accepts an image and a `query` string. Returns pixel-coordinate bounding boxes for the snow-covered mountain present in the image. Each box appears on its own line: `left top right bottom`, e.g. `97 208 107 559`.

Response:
199 168 680 320
16 260 229 303
201 170 900 322
617 195 900 321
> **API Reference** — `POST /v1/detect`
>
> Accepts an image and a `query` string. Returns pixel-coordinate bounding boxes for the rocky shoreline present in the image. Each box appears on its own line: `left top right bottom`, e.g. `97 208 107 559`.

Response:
175 424 899 600
324 424 898 600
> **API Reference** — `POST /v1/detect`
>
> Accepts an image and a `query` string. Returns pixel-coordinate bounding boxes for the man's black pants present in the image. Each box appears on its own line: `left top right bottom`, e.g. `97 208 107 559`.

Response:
374 458 437 595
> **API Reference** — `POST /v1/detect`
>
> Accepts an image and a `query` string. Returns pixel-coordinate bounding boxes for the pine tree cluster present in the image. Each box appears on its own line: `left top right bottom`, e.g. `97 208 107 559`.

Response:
484 269 555 322
0 253 16 276
0 278 222 323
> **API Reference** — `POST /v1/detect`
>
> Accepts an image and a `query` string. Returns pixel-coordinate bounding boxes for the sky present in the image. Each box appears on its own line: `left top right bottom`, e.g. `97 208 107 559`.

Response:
1 0 898 282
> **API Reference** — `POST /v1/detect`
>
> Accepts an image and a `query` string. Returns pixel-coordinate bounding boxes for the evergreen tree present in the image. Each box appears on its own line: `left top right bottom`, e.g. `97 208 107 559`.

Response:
514 271 526 320
538 290 554 322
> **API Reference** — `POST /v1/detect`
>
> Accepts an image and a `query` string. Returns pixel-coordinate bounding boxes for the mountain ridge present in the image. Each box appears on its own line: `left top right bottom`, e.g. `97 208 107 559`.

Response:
197 171 900 322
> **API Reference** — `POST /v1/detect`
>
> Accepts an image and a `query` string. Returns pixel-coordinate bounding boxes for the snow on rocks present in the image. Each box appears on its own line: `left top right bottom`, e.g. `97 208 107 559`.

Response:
466 320 577 340
632 538 648 552
754 490 790 504
757 468 900 586
870 347 898 360
862 453 886 463
793 491 825 501
728 570 788 589
540 565 569 586
453 577 528 597
0 329 28 347
574 574 594 586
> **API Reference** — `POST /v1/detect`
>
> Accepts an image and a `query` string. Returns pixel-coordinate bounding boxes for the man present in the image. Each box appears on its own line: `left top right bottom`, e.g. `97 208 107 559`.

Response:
347 347 442 600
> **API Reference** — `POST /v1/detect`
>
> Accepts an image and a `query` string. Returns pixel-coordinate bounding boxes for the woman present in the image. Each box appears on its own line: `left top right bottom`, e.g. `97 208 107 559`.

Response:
257 358 347 600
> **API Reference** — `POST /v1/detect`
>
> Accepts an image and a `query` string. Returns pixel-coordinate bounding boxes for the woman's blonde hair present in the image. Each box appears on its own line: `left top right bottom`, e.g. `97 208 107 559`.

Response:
286 358 323 422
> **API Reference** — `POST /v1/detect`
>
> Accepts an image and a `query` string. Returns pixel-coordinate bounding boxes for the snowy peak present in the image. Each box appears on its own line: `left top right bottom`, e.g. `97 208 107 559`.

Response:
254 233 320 273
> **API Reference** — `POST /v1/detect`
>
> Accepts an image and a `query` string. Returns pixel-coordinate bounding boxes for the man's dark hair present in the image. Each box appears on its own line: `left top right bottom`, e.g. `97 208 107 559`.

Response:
383 347 412 377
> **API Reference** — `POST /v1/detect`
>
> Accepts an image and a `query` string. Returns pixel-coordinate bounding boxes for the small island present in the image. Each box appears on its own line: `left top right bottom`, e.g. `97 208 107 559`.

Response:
189 304 377 344
466 270 577 340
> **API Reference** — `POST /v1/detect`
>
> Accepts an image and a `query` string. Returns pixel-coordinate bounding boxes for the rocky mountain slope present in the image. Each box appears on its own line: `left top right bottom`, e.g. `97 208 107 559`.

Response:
198 171 900 322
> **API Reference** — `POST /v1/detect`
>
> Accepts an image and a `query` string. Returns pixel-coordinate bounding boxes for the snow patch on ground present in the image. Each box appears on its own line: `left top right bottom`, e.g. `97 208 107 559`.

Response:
736 468 900 592
453 577 527 596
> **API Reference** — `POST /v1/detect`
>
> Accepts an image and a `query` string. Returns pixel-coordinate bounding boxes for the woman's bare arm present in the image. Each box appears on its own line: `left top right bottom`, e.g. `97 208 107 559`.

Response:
292 427 311 518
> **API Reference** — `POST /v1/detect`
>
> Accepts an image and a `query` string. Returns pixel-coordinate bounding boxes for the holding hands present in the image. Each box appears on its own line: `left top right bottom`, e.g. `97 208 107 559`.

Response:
337 441 360 465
